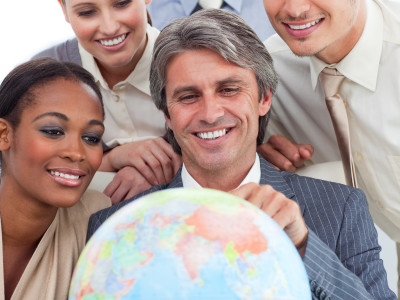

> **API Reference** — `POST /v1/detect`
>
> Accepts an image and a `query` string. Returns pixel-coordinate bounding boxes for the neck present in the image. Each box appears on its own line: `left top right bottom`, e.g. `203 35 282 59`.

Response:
199 0 223 9
185 155 256 192
0 181 57 248
96 34 148 89
97 60 133 89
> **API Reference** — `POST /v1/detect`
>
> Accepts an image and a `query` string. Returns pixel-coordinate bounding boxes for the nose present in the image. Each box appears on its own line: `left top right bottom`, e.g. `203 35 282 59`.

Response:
99 11 120 36
199 94 225 124
59 137 86 162
283 0 311 18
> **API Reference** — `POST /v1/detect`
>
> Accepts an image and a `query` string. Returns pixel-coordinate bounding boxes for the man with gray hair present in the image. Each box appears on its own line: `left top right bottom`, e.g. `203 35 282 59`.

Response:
87 9 395 299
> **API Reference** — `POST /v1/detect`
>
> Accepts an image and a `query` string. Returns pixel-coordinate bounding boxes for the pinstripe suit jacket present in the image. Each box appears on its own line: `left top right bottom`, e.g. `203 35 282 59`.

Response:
87 157 395 299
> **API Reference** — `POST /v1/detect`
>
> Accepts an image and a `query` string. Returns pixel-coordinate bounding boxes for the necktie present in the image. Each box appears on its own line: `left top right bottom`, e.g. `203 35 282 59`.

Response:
198 0 223 9
319 68 357 187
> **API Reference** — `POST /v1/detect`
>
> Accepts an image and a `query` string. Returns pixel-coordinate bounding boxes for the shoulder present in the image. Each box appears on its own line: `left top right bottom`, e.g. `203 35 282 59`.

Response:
259 157 360 206
283 171 366 208
264 34 292 54
56 190 110 247
379 0 400 44
32 38 82 65
282 172 369 237
282 172 372 252
89 168 183 225
61 190 111 222
146 24 160 47
259 157 367 219
86 183 172 241
89 184 168 226
79 189 112 214
263 35 310 79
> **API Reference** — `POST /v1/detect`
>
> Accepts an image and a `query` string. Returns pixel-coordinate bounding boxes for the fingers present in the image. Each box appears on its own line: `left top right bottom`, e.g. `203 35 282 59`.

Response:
157 138 182 174
298 144 314 164
106 138 182 186
150 138 181 183
139 138 181 184
230 182 262 202
130 157 160 186
233 183 308 249
257 142 296 172
103 167 152 205
257 135 313 172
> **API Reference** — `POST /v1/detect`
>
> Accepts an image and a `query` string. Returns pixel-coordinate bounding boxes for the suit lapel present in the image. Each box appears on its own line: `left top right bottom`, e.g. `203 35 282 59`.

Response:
166 167 184 188
259 157 306 216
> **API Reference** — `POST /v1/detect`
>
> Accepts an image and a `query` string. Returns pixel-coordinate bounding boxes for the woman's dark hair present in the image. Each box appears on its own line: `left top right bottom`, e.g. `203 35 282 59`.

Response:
0 57 103 129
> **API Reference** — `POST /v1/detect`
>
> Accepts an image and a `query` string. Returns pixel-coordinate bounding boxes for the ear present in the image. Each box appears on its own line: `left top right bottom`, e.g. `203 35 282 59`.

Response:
0 119 12 151
145 0 152 4
164 113 172 130
59 0 71 23
258 89 272 117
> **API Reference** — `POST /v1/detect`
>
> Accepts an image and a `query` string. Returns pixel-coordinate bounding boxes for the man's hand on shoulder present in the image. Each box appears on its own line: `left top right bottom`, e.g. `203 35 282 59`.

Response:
103 166 153 205
99 137 182 204
101 137 182 185
257 135 313 172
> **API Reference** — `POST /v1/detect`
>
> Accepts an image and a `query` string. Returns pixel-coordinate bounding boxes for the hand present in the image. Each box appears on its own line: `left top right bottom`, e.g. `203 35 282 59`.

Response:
257 135 313 172
103 166 153 205
100 137 182 186
230 182 308 257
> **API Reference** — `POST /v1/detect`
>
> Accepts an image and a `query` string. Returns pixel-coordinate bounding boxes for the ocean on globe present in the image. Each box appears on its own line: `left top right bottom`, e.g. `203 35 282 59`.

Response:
69 188 311 299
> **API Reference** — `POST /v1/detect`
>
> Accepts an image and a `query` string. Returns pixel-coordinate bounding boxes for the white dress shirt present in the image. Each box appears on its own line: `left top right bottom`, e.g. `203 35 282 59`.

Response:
264 0 400 241
79 25 166 148
182 154 261 189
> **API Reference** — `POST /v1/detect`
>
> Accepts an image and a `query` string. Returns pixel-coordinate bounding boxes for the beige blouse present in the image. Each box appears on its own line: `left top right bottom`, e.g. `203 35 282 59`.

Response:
0 189 111 300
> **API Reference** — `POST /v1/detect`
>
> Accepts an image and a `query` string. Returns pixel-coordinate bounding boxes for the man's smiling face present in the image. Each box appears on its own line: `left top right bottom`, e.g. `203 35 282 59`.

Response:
263 0 366 63
164 48 270 178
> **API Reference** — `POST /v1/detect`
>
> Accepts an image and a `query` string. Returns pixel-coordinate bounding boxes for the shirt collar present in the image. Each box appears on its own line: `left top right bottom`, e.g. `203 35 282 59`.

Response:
182 154 261 189
79 43 107 89
79 24 156 95
179 0 242 14
310 0 383 92
123 24 158 95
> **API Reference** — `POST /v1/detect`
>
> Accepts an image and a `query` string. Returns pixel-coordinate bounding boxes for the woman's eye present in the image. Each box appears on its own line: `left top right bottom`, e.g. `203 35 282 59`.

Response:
83 135 102 145
115 0 131 8
40 128 64 137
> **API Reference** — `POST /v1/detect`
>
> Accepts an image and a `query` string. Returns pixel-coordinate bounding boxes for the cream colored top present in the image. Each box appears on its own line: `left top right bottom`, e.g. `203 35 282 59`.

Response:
0 190 111 300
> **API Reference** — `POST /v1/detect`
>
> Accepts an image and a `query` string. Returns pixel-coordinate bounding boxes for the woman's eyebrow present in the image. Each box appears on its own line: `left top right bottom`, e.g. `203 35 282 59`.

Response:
89 119 105 129
32 112 68 123
32 112 105 129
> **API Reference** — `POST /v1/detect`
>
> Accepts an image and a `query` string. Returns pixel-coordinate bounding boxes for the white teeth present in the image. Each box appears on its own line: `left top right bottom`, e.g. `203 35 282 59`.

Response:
288 19 321 30
50 171 80 180
99 34 126 46
197 129 227 140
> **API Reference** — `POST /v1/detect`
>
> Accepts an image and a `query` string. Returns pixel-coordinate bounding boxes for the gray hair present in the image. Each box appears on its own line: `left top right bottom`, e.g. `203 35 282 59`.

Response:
150 9 278 154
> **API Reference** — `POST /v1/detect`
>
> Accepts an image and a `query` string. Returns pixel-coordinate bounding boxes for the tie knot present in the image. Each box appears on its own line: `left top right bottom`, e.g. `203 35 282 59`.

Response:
199 0 223 9
319 68 345 98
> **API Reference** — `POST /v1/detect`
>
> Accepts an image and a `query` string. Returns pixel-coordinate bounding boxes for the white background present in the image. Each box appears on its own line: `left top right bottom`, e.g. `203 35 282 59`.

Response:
0 0 398 295
0 0 74 82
